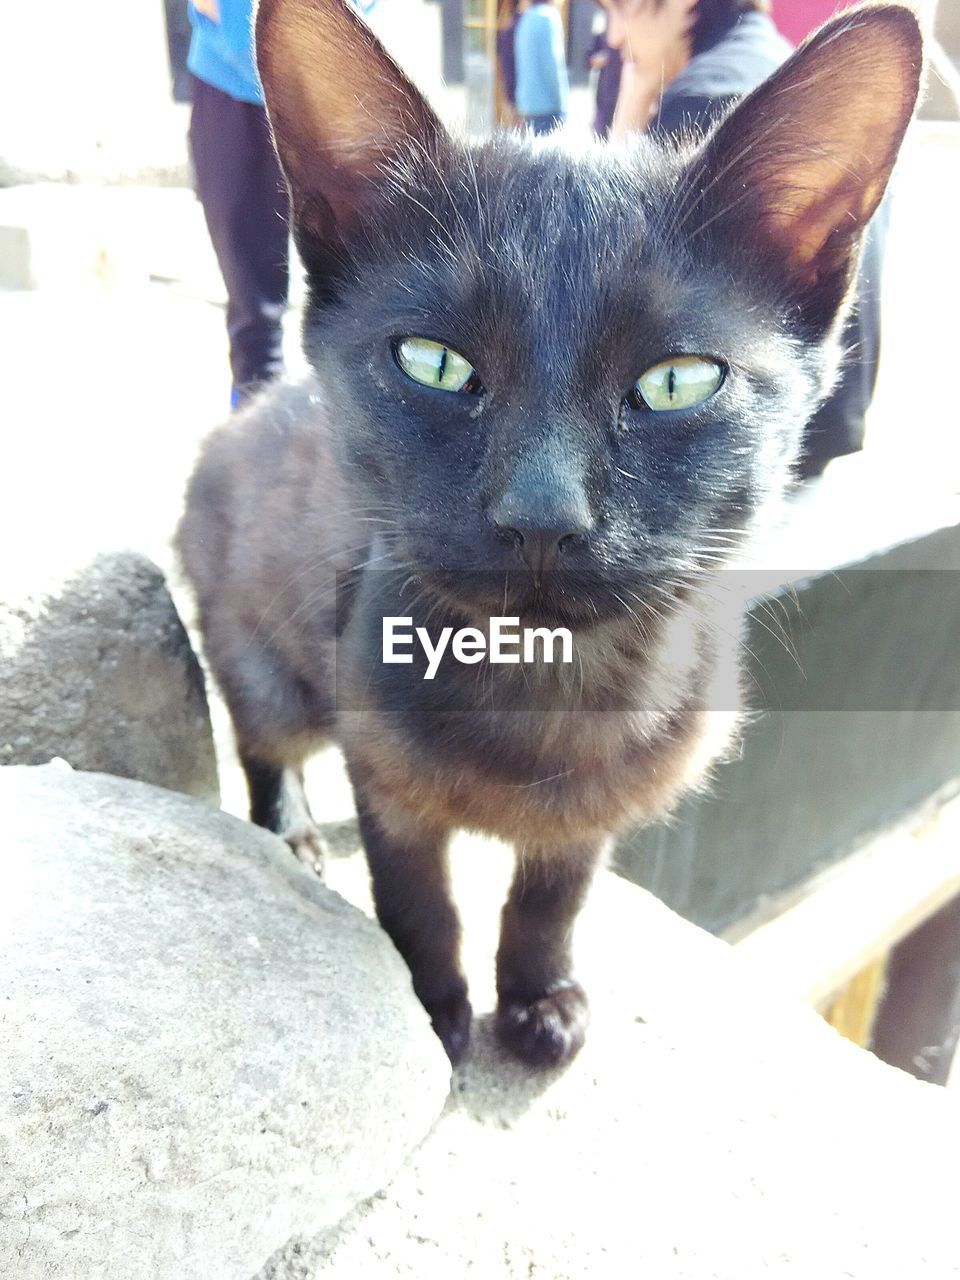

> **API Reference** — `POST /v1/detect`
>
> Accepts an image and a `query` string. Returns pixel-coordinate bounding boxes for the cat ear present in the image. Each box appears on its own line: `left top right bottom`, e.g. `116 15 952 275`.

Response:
255 0 445 242
684 5 922 329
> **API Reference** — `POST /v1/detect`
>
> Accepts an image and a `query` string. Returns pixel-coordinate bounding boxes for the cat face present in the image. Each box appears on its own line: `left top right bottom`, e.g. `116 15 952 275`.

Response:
256 0 921 625
303 137 811 625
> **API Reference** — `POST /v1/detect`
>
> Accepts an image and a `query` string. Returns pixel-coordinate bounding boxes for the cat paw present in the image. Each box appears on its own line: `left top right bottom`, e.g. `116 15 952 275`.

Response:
425 988 473 1066
495 981 589 1068
282 822 328 877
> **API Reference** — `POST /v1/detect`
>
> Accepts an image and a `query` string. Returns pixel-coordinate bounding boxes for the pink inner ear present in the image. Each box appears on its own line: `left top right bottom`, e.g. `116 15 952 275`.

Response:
766 171 885 284
695 8 922 290
256 0 444 236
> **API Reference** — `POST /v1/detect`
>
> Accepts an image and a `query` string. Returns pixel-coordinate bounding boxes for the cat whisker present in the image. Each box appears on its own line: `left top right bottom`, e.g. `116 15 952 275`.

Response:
610 590 655 651
248 541 375 644
260 547 410 648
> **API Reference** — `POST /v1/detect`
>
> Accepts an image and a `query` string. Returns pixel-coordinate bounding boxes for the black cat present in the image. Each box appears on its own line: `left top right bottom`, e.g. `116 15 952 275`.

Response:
177 0 921 1067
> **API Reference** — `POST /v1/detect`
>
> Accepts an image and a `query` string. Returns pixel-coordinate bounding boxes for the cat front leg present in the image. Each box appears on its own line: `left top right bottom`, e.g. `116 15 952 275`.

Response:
496 839 608 1068
242 755 327 875
191 613 335 872
351 778 471 1065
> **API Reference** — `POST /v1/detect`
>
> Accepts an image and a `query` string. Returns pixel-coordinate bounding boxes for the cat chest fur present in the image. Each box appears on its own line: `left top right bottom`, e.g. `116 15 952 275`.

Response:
337 625 742 845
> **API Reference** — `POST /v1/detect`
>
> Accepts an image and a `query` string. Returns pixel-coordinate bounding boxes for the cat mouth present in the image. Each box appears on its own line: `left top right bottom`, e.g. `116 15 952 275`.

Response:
412 566 680 631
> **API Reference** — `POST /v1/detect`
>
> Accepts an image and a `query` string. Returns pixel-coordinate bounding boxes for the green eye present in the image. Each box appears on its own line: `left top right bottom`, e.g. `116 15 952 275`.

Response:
633 356 724 412
394 337 479 393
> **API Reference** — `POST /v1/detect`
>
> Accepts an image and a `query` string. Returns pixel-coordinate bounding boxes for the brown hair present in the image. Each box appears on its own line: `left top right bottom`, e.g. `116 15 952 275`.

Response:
650 0 773 57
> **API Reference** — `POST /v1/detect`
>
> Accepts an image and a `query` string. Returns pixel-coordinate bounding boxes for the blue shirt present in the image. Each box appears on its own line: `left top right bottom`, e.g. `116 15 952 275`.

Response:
514 4 569 118
187 0 263 105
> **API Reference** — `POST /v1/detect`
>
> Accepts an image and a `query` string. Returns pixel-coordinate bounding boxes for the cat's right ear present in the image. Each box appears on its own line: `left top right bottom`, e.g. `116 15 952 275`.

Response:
680 4 922 333
256 0 445 244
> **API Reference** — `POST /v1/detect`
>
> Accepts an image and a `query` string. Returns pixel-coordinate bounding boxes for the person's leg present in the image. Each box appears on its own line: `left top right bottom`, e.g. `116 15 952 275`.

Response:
797 200 890 479
527 112 564 135
189 76 290 403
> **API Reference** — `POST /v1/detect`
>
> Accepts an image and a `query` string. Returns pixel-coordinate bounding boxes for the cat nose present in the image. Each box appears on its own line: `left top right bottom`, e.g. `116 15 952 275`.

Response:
492 502 593 576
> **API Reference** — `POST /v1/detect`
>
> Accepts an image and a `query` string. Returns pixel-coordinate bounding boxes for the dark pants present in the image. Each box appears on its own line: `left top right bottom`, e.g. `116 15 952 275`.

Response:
796 208 888 479
526 113 564 135
189 75 290 402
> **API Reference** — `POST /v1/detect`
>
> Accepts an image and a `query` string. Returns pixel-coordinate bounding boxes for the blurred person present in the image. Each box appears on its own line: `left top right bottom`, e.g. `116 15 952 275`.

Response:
607 0 789 134
497 0 520 121
606 0 697 134
604 0 886 479
647 0 790 132
187 0 290 407
514 0 570 134
586 19 623 138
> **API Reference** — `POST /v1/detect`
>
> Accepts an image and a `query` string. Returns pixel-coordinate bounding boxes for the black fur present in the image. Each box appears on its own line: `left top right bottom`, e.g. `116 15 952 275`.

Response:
178 2 922 1067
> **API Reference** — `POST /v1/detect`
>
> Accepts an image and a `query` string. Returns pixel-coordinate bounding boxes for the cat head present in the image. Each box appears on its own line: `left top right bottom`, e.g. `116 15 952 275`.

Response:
256 0 921 626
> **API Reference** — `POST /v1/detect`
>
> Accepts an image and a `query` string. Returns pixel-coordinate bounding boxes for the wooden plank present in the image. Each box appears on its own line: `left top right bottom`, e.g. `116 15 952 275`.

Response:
730 787 960 1009
822 955 888 1048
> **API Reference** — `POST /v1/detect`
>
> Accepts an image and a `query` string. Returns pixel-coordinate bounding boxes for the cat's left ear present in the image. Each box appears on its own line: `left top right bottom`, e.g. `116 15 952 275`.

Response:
683 4 922 330
256 0 446 243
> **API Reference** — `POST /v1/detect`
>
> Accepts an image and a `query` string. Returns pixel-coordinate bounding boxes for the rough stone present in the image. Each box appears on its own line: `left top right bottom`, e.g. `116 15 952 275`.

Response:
0 765 450 1280
258 834 960 1280
0 551 219 801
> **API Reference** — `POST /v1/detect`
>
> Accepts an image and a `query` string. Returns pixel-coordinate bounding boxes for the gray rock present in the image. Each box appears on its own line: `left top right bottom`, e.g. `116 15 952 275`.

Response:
0 765 450 1280
0 551 218 801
